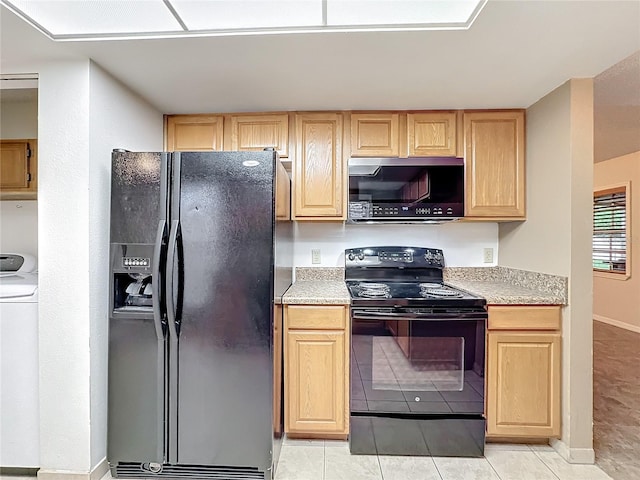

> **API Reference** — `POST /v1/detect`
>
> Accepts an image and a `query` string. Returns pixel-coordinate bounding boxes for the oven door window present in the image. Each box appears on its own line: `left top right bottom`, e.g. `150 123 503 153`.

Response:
372 335 464 392
351 317 485 416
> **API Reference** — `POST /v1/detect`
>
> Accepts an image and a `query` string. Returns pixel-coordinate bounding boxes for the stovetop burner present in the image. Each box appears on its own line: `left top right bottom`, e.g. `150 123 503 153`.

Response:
356 282 391 298
345 246 486 309
419 284 463 298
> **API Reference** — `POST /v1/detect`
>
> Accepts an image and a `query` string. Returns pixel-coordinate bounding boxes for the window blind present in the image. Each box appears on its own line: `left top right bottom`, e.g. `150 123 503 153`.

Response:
593 187 627 273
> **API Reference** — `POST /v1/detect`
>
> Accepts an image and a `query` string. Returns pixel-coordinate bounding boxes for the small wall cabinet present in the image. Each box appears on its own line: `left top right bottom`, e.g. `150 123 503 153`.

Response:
293 113 346 220
165 115 224 151
407 112 458 157
350 113 399 157
486 305 561 438
227 113 289 158
0 139 37 200
284 305 349 437
464 111 526 219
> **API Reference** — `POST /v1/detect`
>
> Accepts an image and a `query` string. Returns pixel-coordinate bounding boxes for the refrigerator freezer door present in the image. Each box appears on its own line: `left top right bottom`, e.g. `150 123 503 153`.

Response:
170 152 275 469
108 152 168 465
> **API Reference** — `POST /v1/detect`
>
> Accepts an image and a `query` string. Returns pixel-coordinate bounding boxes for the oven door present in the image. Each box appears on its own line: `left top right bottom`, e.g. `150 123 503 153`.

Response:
350 308 487 457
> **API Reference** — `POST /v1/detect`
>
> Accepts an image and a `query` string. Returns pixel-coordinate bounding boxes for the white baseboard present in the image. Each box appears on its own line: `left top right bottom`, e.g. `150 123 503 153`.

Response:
90 459 109 480
37 459 108 480
550 438 595 464
38 470 90 480
594 314 640 334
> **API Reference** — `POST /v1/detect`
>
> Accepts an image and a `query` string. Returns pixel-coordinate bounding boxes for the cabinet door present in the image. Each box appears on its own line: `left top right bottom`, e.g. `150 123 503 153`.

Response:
275 159 291 221
294 113 345 219
487 331 561 437
351 113 399 156
464 111 525 218
0 140 37 200
286 329 347 434
165 115 224 151
407 112 457 157
229 114 289 157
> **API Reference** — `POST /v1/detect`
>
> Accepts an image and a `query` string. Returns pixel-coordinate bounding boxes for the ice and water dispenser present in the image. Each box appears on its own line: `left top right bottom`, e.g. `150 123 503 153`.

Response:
111 243 156 315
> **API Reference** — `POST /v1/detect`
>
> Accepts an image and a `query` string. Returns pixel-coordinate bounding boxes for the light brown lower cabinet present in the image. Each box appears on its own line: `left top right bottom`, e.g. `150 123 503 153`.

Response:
486 305 561 438
284 305 349 438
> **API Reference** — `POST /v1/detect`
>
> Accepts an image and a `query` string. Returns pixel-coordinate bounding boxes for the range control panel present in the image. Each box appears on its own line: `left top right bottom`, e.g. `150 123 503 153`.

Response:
345 246 445 268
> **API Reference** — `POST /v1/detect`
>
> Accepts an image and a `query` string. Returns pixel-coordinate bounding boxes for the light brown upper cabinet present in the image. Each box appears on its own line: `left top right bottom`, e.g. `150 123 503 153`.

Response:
0 139 37 200
165 115 224 151
464 111 525 219
350 113 399 157
293 113 345 220
407 112 458 157
227 113 289 157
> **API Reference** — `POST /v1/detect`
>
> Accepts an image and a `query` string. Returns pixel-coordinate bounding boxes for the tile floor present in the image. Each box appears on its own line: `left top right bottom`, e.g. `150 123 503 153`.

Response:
275 438 612 480
0 442 612 480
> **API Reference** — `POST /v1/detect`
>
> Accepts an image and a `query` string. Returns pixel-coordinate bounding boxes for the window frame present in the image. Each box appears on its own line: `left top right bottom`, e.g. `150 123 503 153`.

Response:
593 181 631 280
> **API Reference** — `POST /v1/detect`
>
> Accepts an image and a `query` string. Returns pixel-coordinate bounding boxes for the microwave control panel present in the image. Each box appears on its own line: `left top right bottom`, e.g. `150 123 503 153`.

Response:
348 201 462 220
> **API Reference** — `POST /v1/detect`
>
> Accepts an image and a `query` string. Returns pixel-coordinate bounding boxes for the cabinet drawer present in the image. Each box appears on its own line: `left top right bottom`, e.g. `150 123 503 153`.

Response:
488 306 561 331
286 305 346 330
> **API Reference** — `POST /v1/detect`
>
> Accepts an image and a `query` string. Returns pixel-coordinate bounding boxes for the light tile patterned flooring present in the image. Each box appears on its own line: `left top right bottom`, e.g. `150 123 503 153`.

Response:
275 438 612 480
0 442 612 480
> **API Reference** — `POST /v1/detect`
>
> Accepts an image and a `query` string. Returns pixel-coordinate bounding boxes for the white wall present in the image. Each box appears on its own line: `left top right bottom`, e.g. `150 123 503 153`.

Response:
88 61 164 469
499 79 594 462
37 59 93 474
294 222 499 268
0 201 37 257
0 93 37 138
0 93 38 259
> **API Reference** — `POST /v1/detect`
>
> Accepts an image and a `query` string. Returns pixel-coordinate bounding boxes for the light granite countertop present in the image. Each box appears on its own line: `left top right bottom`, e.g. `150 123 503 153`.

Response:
282 280 351 305
445 279 565 305
281 266 567 306
445 266 567 305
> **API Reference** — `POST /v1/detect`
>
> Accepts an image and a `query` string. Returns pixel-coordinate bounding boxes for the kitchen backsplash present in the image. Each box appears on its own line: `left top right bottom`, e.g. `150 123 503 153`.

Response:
293 222 498 268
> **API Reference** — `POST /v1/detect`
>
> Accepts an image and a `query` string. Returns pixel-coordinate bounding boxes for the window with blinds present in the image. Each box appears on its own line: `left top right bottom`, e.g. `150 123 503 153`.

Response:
593 185 628 274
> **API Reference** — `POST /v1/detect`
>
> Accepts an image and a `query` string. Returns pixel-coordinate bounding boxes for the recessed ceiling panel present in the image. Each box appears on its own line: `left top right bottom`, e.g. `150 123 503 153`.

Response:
327 0 484 27
170 0 323 30
5 0 183 36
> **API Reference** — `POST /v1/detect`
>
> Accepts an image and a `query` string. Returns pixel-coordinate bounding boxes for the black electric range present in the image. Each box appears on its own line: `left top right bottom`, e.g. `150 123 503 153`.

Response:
346 246 487 458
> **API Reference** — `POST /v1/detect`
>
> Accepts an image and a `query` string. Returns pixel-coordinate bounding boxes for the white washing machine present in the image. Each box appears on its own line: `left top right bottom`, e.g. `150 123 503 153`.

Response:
0 253 38 468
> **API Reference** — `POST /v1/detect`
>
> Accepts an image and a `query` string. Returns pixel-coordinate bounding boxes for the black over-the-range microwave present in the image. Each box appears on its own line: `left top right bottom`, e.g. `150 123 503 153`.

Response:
347 157 464 223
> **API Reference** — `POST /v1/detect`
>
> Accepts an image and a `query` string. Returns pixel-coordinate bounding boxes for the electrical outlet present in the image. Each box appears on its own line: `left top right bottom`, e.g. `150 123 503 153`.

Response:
311 249 321 264
483 248 494 264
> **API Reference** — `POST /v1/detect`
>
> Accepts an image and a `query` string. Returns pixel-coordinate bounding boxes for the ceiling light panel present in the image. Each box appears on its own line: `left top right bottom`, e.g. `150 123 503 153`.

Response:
169 0 323 30
327 0 484 27
5 0 183 36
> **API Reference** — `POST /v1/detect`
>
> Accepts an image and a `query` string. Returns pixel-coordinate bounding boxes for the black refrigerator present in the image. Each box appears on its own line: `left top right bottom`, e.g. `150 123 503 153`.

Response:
107 150 292 480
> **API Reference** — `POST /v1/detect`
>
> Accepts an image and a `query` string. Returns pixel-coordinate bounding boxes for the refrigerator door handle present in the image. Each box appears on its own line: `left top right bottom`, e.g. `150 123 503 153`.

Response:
152 220 167 340
166 219 180 339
